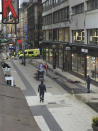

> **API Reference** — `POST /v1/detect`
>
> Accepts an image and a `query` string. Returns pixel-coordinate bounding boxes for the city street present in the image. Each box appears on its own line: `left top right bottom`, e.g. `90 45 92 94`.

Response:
6 58 98 131
0 0 98 130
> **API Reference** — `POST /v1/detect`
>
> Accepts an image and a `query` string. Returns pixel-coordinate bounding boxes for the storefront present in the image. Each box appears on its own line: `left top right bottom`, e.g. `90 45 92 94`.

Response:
72 30 84 43
59 48 63 69
71 44 98 82
87 56 98 82
48 48 53 64
88 29 98 45
72 53 86 76
40 40 98 83
40 41 71 71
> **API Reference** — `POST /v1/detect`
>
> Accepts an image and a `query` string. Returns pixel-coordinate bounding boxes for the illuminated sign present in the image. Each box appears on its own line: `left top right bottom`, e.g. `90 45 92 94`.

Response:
81 48 88 53
2 0 19 24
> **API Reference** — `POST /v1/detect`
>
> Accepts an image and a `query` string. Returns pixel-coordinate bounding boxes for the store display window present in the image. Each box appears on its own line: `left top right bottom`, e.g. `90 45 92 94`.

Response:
59 49 63 68
72 30 84 43
88 29 98 45
87 56 98 82
49 49 53 64
72 54 85 76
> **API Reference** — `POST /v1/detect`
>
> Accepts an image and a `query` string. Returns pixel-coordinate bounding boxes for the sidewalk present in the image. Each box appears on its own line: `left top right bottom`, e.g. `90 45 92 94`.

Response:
0 61 40 131
32 59 98 113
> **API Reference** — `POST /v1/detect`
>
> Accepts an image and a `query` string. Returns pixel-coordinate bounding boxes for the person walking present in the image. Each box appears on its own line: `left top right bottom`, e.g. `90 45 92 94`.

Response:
38 81 46 102
86 75 91 93
44 63 48 75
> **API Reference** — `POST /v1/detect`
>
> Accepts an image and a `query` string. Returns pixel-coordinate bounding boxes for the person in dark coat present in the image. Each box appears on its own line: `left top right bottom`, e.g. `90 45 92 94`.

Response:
86 75 91 93
38 81 46 102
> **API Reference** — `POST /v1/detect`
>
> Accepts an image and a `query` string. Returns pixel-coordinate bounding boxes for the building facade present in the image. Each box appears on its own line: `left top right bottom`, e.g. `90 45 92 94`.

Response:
17 2 29 50
27 0 42 48
41 0 98 82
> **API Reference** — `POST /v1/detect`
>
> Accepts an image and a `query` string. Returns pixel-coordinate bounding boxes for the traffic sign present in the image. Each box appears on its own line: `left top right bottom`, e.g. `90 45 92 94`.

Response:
2 0 19 24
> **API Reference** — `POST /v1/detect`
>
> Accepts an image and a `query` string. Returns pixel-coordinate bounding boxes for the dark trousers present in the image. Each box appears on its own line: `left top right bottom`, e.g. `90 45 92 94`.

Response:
40 92 44 101
87 84 90 93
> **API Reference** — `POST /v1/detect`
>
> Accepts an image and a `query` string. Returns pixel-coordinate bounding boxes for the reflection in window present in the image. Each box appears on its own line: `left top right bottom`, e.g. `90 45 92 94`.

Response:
59 49 63 68
88 29 98 45
49 49 53 64
46 49 49 61
72 54 85 76
72 30 84 43
87 56 98 82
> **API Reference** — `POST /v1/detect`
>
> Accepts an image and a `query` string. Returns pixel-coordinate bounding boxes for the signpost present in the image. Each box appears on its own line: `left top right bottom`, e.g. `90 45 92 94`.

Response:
2 0 19 24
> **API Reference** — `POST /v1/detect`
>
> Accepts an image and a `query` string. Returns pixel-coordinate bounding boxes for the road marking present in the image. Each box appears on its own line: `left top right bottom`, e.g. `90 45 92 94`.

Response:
34 116 50 131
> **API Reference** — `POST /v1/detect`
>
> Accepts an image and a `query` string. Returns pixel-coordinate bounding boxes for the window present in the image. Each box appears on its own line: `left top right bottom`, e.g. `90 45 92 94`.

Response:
72 3 84 15
72 54 85 76
43 0 67 11
53 7 69 23
87 0 98 11
72 30 84 43
88 29 98 45
87 56 98 82
28 51 33 54
43 6 69 25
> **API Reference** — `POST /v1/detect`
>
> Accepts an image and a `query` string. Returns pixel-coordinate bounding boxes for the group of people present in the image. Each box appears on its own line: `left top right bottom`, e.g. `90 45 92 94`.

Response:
37 63 48 102
38 63 48 74
37 62 92 103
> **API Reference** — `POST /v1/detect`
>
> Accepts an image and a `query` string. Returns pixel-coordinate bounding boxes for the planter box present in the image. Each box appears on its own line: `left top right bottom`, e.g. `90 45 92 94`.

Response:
92 125 98 131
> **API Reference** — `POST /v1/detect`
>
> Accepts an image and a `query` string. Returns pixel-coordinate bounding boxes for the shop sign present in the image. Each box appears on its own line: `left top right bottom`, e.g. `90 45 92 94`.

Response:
81 48 88 53
65 46 71 51
2 0 19 24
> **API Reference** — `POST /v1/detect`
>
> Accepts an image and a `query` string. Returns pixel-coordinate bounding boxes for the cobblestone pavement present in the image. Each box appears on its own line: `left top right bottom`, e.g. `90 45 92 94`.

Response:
7 59 98 131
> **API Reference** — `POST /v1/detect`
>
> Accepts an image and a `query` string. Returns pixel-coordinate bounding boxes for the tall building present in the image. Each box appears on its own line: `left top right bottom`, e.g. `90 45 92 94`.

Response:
27 0 42 48
17 2 29 50
41 0 98 83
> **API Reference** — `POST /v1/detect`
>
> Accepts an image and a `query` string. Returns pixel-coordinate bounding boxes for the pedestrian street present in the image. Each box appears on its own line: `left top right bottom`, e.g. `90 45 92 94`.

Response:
8 60 98 131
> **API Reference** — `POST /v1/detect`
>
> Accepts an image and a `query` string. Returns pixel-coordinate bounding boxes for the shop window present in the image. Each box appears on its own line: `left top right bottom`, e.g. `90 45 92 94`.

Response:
49 49 53 64
88 29 98 45
59 49 63 68
72 54 85 76
73 30 84 43
53 29 58 41
49 30 52 40
72 54 78 72
59 29 63 41
46 49 49 61
87 56 98 81
64 28 69 42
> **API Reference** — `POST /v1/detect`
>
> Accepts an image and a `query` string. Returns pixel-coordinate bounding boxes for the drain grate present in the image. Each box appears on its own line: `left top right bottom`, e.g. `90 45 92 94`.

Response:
47 86 52 88
48 102 56 104
92 98 98 100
